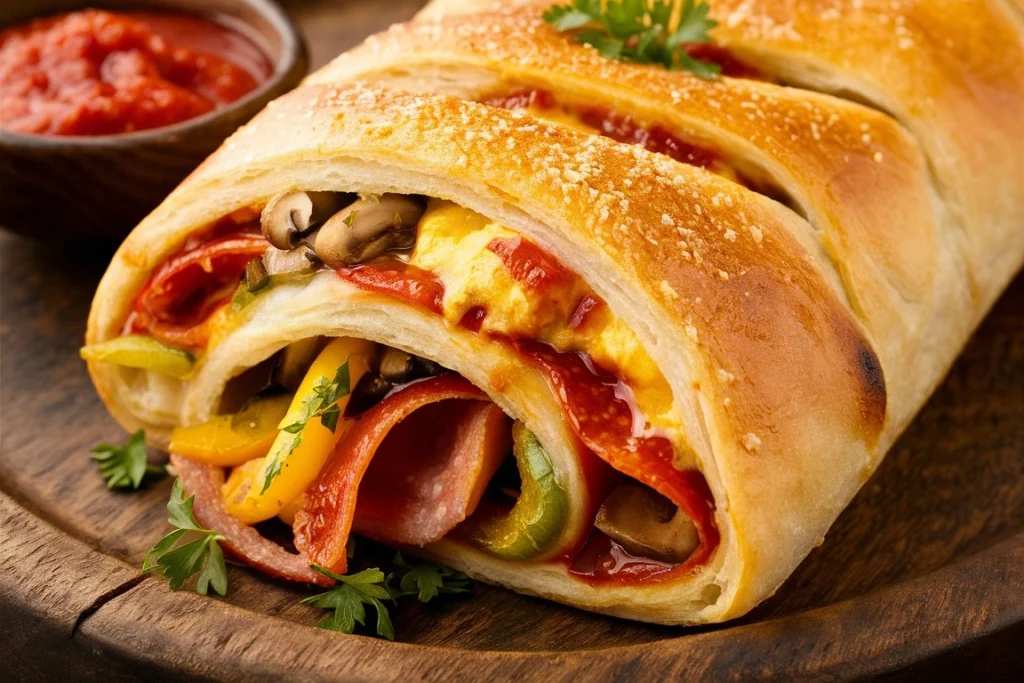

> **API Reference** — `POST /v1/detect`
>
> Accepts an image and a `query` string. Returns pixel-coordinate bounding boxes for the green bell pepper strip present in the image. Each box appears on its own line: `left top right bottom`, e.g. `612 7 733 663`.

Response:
80 334 194 379
471 422 568 560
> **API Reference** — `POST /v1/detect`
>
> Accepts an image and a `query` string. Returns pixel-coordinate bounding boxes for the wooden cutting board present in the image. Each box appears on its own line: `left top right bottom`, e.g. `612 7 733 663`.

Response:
1 2 1022 680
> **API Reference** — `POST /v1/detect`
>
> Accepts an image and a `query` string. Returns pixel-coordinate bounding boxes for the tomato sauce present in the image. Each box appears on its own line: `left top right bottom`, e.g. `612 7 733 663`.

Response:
459 306 488 332
569 529 676 581
482 89 724 169
0 9 270 136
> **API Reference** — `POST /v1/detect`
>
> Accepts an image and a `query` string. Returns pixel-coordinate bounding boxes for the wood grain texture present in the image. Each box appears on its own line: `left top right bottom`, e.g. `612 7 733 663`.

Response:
1 0 1022 678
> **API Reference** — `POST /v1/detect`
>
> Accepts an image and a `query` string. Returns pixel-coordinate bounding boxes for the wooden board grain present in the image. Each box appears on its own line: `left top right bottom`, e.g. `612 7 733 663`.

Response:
1 0 1023 679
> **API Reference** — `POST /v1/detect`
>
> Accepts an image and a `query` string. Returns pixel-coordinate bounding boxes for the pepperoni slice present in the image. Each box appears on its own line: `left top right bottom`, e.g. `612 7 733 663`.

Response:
170 455 331 586
129 231 268 348
296 375 511 574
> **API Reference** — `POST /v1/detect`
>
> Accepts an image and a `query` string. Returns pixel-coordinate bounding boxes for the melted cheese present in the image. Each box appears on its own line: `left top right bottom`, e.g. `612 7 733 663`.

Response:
525 104 599 135
410 200 677 430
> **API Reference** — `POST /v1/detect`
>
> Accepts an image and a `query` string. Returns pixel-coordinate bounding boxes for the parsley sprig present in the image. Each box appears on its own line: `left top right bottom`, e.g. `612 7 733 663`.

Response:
143 478 228 596
91 429 165 490
304 553 471 638
261 361 351 493
303 565 396 639
543 0 721 78
393 552 471 602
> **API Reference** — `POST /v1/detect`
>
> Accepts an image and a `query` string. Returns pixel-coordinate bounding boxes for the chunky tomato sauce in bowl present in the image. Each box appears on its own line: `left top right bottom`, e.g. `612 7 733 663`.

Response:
0 0 308 243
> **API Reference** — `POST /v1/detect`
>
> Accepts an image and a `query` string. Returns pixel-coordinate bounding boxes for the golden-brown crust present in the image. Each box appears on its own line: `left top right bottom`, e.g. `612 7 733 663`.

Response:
87 83 888 622
417 0 1024 310
308 9 963 442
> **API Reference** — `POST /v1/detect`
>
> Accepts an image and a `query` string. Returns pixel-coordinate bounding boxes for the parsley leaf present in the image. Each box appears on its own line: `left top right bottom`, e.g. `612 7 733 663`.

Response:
393 552 471 602
301 552 471 639
261 361 351 493
91 429 165 490
543 0 721 78
143 478 228 596
303 565 395 640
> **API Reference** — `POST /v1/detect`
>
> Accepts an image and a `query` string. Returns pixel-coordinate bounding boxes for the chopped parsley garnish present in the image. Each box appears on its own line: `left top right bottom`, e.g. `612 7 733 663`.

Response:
261 361 351 493
304 565 396 639
543 0 721 78
143 478 228 596
303 553 471 638
91 429 165 490
393 552 471 602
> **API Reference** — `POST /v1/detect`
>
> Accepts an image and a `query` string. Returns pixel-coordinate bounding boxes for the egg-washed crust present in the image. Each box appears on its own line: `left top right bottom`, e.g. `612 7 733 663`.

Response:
417 0 1024 313
308 8 970 446
86 83 885 622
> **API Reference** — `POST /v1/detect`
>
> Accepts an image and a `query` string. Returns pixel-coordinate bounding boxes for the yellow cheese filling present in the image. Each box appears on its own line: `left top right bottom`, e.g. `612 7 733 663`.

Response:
409 200 677 431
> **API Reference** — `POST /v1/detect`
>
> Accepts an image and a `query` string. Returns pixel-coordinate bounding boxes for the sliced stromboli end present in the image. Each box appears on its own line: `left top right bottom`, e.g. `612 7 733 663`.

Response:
83 83 920 626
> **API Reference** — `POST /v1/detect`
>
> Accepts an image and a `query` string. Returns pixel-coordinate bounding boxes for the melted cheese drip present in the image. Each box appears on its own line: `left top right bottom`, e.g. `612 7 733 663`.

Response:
410 200 677 431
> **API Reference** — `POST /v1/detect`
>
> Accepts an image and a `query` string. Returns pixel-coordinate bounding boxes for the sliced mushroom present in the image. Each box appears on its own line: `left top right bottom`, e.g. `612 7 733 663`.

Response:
345 372 394 416
410 356 445 378
314 194 426 268
378 347 446 384
260 191 343 250
594 483 699 563
379 347 414 383
262 244 318 276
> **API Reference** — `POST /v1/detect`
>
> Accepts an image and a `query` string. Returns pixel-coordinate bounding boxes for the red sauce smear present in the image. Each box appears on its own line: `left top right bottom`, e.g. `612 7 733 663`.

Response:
334 262 445 315
569 529 676 582
127 229 267 348
487 236 573 293
459 306 488 332
578 108 719 169
0 9 270 136
484 89 722 170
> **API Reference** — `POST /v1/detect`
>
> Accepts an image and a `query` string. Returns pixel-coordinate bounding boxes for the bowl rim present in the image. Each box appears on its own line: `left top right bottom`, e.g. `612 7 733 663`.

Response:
0 0 308 149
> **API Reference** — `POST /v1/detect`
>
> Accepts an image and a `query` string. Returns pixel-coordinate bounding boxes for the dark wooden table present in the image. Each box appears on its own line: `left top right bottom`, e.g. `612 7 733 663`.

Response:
1 1 1022 680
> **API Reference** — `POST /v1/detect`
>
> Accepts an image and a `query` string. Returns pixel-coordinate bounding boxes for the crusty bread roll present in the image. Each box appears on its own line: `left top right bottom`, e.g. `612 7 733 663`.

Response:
84 0 1023 625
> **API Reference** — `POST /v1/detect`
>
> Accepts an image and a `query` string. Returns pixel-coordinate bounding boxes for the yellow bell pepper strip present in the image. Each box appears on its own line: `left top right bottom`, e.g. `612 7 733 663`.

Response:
80 334 195 379
223 337 373 525
470 422 568 560
168 394 292 467
221 458 264 505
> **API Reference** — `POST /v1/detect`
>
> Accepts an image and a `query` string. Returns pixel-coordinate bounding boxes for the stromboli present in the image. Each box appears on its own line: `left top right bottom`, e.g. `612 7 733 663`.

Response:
83 0 1023 626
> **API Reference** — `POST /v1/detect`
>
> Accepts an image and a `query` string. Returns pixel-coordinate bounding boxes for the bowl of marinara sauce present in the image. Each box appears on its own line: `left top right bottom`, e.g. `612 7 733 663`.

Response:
0 0 308 244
